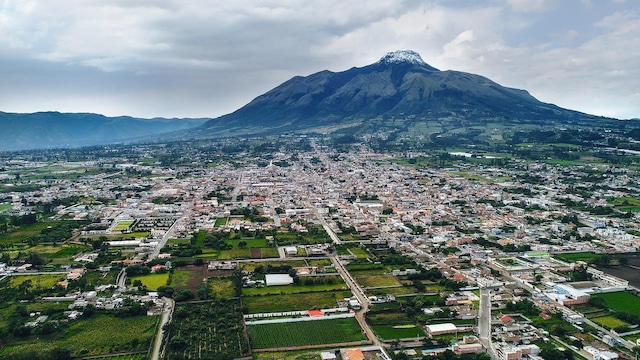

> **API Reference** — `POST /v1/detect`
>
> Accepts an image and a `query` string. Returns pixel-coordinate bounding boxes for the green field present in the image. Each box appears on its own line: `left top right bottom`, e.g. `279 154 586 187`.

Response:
113 221 134 231
354 274 400 288
170 270 192 288
214 218 227 227
242 280 347 296
592 292 640 316
243 290 351 313
248 317 366 349
349 247 370 258
0 222 59 245
9 274 64 289
592 315 629 329
208 278 235 298
554 252 603 263
608 196 640 212
0 204 13 212
131 273 169 290
372 324 425 340
0 314 157 357
241 260 308 272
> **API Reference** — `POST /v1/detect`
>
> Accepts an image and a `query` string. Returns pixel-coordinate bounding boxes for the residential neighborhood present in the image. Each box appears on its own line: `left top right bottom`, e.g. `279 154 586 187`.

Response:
1 136 640 360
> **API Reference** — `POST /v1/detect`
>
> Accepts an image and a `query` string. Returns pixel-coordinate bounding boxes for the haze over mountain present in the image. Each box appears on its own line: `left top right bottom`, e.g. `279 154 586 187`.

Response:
0 112 207 151
1 50 622 151
198 50 610 138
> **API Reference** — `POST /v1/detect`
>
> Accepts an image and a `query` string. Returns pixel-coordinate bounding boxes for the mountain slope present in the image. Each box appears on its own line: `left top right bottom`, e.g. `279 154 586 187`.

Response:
0 112 208 151
200 50 603 136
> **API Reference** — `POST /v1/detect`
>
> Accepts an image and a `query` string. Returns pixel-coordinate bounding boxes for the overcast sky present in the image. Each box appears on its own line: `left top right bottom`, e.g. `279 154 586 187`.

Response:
1 0 639 120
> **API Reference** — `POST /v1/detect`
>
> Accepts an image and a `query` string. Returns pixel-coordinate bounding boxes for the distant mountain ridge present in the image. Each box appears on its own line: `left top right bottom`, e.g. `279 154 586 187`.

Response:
199 50 608 137
0 111 208 151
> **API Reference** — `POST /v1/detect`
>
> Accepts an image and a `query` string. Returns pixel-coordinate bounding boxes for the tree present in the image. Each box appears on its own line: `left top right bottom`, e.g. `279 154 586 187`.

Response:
238 240 247 248
125 264 150 276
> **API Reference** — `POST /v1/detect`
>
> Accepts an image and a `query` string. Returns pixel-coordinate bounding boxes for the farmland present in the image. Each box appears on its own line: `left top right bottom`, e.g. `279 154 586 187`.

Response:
9 273 64 289
0 314 158 358
592 291 640 316
0 222 60 245
165 300 249 360
242 278 347 296
248 317 367 349
242 290 351 313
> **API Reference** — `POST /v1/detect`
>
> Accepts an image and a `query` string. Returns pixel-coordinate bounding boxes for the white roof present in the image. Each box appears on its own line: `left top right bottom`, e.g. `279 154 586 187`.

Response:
426 323 457 332
265 274 294 286
320 352 337 360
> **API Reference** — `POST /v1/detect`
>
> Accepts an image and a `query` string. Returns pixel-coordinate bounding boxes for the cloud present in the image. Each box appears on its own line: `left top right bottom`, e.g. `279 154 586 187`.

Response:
0 1 638 119
504 0 557 13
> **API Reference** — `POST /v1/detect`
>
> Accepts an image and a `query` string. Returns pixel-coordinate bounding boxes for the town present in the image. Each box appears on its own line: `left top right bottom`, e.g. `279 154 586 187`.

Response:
1 135 639 360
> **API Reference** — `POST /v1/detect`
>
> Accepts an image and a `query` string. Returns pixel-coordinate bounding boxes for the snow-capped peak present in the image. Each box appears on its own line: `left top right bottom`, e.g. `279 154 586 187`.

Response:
378 50 427 65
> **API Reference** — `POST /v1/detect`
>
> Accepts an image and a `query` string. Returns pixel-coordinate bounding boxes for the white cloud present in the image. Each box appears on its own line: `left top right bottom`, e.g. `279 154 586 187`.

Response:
0 0 638 119
505 0 558 13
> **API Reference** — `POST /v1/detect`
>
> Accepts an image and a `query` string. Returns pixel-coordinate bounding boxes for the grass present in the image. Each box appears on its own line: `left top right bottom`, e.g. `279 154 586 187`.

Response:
0 204 13 212
208 278 235 298
242 280 347 296
372 324 425 340
554 252 603 263
592 292 640 316
240 260 307 272
166 238 190 245
307 259 332 267
131 273 169 290
170 269 192 288
0 222 59 245
0 314 157 357
113 221 134 231
214 218 227 227
349 247 370 258
592 315 629 329
243 290 351 313
354 274 401 288
248 317 366 349
607 196 640 212
9 274 64 289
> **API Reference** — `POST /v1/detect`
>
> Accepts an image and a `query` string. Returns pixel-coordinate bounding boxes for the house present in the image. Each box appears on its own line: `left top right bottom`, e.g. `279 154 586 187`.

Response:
67 268 86 281
453 343 483 355
151 264 165 273
426 323 458 336
342 348 365 360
